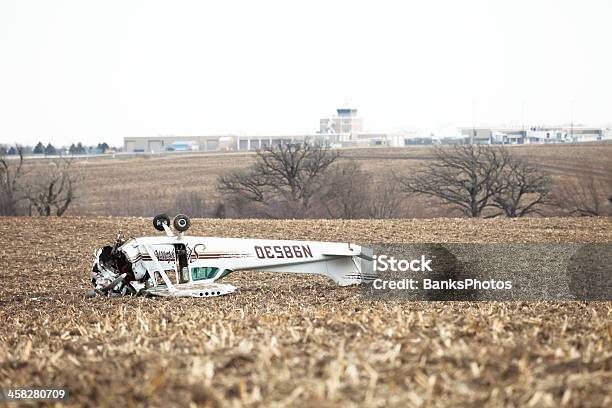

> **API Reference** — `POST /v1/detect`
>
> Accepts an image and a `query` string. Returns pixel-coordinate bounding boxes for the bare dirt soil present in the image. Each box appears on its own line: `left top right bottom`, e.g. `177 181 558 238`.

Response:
1 216 611 407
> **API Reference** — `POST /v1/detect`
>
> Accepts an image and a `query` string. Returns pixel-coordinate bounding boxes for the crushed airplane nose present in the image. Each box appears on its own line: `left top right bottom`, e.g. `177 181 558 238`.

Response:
90 232 141 297
88 214 374 299
88 222 241 298
90 243 238 298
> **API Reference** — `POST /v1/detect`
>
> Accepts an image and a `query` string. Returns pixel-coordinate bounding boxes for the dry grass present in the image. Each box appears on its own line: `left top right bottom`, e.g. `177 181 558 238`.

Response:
1 216 611 407
18 143 612 217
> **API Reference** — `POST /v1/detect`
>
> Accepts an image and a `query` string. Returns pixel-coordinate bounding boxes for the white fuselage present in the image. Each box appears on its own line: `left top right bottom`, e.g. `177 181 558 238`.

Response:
115 235 374 295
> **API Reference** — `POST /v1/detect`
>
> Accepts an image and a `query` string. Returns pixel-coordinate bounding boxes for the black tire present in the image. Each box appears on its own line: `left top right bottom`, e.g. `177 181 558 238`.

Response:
173 214 191 232
153 214 171 231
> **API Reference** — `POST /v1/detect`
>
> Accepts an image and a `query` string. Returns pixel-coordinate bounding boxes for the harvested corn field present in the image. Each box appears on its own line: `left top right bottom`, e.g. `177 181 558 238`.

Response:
1 216 611 407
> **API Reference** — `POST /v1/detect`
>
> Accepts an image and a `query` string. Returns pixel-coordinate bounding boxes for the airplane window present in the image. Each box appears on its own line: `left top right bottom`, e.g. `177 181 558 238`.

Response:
180 267 189 284
192 267 219 281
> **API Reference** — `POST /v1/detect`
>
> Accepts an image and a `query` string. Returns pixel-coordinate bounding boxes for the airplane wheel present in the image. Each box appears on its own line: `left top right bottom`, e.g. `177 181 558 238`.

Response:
153 214 171 231
174 214 191 232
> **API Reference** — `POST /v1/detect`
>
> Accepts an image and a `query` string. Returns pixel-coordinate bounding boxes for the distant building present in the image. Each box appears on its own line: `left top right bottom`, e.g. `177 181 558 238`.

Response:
123 134 321 153
124 107 405 152
404 137 434 145
459 126 609 145
125 109 611 153
124 135 220 153
318 108 405 148
319 108 364 135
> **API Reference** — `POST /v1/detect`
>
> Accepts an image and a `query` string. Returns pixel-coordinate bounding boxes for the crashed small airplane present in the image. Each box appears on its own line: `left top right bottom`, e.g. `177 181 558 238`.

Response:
88 214 375 298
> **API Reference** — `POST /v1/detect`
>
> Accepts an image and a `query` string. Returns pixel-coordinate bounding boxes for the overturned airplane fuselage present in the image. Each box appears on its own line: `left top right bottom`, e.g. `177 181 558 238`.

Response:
89 214 375 298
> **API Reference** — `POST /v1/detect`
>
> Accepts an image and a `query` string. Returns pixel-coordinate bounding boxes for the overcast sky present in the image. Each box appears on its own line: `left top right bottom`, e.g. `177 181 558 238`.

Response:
0 0 610 146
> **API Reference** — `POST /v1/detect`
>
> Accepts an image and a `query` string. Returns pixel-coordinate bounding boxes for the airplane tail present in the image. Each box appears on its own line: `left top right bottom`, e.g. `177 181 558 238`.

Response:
323 255 377 286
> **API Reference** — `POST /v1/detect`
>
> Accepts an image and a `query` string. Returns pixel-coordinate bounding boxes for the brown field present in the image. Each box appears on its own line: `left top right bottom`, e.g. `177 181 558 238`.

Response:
1 216 611 407
19 142 612 217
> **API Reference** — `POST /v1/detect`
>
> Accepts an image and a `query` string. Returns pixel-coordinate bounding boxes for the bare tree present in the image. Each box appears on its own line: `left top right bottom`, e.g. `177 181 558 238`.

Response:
367 180 405 219
320 161 370 219
0 146 26 215
398 144 511 217
554 176 611 216
491 158 551 217
27 158 80 216
321 161 407 219
218 141 338 218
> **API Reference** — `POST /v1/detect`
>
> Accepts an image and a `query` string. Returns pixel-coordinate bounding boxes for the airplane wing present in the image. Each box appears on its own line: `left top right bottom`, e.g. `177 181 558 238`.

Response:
146 282 236 298
252 243 376 286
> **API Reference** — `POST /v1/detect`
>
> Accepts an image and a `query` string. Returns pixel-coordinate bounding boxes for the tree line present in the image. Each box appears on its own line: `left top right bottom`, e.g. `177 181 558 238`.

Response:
217 141 406 219
216 141 611 219
0 142 111 156
0 147 80 216
2 140 610 218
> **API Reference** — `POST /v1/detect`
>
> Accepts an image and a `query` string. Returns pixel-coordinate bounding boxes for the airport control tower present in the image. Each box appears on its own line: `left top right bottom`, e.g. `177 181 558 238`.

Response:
319 108 364 137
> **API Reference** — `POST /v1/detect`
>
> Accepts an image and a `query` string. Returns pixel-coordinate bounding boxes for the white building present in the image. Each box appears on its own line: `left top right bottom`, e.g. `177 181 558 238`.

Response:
318 108 405 147
319 108 364 135
123 134 323 153
124 107 406 152
459 125 609 145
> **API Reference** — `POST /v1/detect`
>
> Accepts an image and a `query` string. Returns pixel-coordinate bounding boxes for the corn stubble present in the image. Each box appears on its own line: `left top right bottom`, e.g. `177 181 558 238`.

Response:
1 217 611 407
